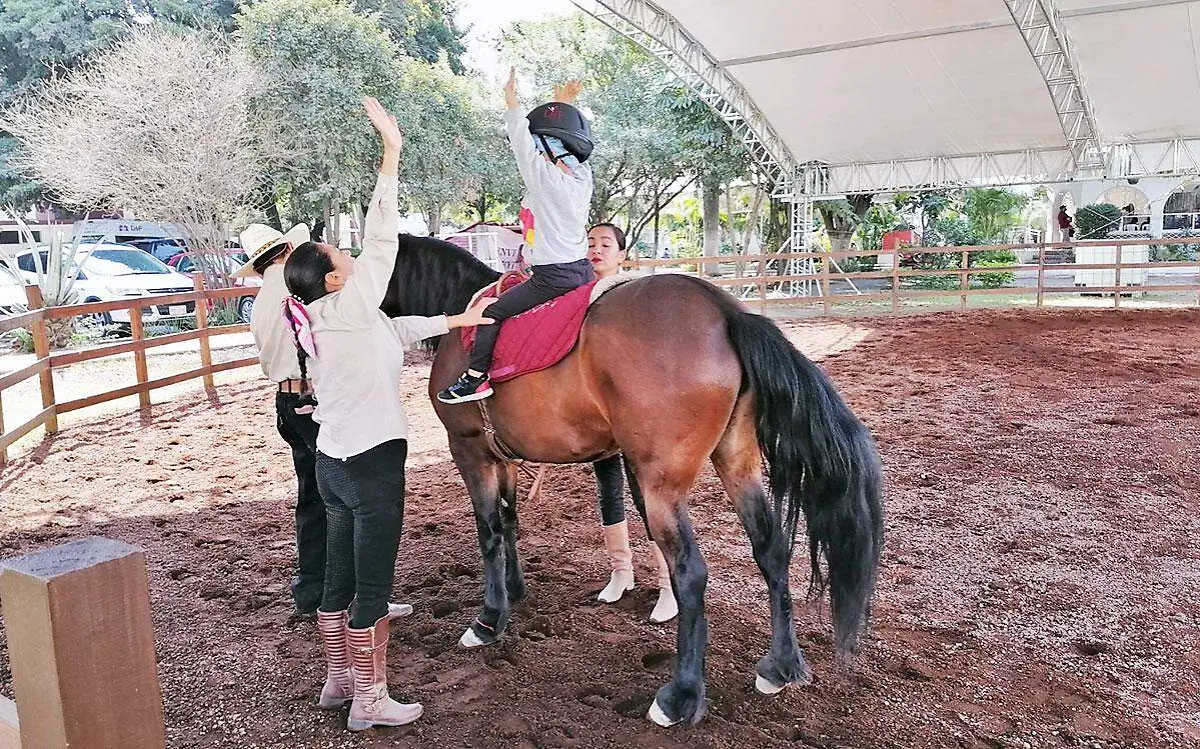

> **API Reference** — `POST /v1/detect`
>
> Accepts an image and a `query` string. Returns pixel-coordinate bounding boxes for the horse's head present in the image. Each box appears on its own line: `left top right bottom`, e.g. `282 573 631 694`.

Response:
381 234 501 326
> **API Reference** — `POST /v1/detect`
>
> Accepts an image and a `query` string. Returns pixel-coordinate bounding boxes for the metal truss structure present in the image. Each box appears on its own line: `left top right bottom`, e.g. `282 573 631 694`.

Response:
1003 0 1103 170
572 0 1200 296
794 139 1200 198
572 0 799 187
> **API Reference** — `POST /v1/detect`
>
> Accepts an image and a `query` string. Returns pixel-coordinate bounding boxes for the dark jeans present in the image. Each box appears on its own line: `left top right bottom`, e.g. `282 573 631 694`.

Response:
469 258 595 373
275 392 324 614
316 439 408 629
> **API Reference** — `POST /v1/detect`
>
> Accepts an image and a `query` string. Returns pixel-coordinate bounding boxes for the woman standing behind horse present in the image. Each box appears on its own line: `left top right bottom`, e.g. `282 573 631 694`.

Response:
587 223 676 624
281 97 493 733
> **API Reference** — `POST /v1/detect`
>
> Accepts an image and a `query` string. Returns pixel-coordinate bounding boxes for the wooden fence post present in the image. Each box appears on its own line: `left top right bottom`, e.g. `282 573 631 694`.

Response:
1037 244 1047 308
756 255 766 313
22 287 57 435
193 274 214 389
891 260 900 315
129 306 150 410
820 252 831 316
0 537 166 748
1113 244 1123 310
960 249 970 309
0 393 6 472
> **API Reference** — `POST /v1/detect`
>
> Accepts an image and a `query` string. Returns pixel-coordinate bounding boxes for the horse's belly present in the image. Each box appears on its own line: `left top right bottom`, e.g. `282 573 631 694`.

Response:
485 363 613 463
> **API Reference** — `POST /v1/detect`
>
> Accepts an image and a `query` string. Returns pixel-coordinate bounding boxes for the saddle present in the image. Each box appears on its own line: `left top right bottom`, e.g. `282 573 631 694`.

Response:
461 271 599 383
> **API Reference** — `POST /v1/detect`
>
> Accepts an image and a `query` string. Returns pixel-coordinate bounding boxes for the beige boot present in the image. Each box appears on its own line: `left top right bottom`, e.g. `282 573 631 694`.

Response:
597 520 635 603
648 542 678 624
386 602 413 620
345 615 423 731
316 610 353 709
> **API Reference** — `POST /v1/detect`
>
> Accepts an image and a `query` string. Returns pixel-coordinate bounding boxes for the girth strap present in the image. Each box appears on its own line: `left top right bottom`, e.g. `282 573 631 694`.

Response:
476 400 548 504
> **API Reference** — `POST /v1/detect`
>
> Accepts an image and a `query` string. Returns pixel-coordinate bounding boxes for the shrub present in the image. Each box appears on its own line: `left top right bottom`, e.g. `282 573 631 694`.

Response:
1076 203 1122 240
972 256 1017 288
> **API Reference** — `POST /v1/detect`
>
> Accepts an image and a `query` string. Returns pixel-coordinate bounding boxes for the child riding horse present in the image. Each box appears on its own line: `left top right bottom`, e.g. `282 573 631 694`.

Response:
438 70 594 404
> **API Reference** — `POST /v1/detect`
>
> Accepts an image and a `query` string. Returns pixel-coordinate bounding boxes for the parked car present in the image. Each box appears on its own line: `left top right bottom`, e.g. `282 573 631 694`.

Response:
122 237 188 263
13 244 197 324
165 250 261 322
0 269 26 316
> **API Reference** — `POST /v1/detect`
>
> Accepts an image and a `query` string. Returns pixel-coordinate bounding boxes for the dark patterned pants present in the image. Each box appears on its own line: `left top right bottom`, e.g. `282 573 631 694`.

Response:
316 439 408 629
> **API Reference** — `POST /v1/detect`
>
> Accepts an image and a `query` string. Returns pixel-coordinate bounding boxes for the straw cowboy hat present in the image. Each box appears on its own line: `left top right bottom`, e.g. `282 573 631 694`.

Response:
232 223 310 278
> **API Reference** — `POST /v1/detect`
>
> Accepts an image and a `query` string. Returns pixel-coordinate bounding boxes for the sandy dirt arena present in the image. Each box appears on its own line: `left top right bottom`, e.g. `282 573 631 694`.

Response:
1 308 1198 748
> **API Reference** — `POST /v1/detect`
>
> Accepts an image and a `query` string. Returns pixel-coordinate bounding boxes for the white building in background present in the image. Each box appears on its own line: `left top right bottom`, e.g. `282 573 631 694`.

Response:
1044 178 1200 293
1046 177 1200 243
0 206 76 258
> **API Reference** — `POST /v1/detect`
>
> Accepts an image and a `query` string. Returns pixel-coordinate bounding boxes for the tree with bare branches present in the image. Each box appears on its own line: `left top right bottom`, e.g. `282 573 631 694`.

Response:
1 27 282 289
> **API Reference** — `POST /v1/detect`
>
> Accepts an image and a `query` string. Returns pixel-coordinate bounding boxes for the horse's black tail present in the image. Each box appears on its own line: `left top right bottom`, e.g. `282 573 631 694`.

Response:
724 308 884 657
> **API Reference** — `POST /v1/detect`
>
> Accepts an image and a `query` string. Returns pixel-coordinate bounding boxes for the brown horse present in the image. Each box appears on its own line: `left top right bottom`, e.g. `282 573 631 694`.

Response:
381 235 884 727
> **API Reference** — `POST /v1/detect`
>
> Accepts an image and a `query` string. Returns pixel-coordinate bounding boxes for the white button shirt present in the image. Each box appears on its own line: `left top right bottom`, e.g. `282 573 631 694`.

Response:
305 174 449 459
250 264 302 383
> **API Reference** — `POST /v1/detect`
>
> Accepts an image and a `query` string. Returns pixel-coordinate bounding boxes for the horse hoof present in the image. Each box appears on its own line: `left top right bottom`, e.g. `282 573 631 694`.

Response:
647 698 681 727
459 627 490 648
755 673 788 696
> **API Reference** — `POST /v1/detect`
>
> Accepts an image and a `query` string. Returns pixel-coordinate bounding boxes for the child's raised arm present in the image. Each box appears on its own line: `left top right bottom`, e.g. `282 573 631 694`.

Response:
504 67 519 111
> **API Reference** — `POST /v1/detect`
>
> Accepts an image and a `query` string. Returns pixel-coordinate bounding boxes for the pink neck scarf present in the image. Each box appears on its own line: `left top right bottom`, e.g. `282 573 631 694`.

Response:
282 296 317 358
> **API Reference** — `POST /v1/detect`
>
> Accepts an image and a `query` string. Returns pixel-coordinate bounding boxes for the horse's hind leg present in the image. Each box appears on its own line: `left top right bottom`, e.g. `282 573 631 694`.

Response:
711 395 812 694
628 459 710 727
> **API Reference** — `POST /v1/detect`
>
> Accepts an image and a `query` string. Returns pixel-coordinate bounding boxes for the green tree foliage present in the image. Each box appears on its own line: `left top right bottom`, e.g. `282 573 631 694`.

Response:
817 194 873 252
856 202 900 253
237 0 404 235
962 187 1029 244
239 0 482 237
0 0 240 209
462 113 522 223
1075 203 1122 240
353 0 467 73
392 58 478 234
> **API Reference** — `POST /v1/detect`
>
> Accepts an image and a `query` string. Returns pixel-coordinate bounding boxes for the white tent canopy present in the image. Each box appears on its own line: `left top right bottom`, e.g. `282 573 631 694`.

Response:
578 0 1200 196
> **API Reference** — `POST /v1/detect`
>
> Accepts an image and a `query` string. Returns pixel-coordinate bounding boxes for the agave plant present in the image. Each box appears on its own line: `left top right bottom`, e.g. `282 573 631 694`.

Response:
2 212 94 348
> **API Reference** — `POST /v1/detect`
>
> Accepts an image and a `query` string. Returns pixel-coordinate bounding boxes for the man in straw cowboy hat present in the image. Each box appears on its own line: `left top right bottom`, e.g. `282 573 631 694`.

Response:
235 223 412 623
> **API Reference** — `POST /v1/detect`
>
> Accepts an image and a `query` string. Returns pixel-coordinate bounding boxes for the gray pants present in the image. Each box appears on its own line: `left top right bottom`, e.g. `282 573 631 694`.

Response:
469 258 595 373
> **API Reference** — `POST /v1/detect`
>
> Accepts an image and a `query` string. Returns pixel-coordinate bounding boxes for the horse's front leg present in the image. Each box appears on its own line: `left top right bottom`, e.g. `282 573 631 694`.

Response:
451 439 511 648
499 463 526 602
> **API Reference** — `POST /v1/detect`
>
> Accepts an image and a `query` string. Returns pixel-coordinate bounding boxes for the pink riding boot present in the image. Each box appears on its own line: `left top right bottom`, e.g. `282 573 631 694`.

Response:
345 615 423 731
597 520 635 603
316 610 353 709
648 542 679 624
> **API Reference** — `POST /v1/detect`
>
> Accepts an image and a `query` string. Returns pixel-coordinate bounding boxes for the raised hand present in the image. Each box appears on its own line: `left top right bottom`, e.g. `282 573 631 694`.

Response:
363 96 404 153
552 79 583 105
504 67 519 110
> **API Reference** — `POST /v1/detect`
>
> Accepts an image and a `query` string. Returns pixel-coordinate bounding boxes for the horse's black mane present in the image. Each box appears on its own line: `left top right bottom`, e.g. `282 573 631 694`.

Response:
381 234 501 326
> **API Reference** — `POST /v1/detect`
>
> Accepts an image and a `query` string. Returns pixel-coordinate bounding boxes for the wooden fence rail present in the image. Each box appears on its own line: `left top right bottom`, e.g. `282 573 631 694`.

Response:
3 236 1199 466
0 276 259 468
626 237 1200 313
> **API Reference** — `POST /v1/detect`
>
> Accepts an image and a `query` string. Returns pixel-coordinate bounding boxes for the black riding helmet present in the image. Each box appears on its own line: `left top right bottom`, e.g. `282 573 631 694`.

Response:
526 102 594 163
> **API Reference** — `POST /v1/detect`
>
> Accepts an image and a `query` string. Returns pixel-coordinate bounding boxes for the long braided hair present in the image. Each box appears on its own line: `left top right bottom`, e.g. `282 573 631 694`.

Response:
282 241 333 411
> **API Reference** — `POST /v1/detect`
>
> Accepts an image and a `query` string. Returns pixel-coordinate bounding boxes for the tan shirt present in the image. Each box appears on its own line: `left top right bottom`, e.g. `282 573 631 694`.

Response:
306 173 449 459
250 264 301 383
